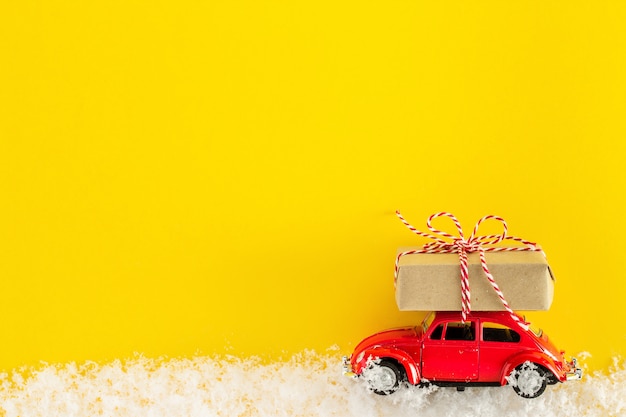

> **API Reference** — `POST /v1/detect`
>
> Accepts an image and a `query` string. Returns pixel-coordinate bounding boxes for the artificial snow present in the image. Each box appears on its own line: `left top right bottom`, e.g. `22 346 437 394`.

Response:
0 349 624 417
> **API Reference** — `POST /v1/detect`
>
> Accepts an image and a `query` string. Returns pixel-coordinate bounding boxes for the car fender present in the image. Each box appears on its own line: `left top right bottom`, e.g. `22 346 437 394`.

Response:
354 347 421 385
499 351 560 385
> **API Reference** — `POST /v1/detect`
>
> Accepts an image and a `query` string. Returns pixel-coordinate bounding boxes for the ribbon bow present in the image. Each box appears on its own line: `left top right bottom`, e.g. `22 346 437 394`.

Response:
395 211 542 330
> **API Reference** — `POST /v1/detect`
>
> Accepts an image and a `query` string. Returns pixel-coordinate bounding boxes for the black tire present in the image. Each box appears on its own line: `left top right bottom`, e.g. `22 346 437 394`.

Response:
363 360 406 395
510 362 548 398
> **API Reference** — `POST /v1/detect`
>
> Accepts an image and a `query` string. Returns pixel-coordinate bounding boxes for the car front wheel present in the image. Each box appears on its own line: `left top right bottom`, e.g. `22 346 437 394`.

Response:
362 360 406 395
510 362 548 398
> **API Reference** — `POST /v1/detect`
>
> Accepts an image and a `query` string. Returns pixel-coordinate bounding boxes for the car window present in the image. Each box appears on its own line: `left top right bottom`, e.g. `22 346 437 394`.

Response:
430 324 444 340
482 322 521 343
444 322 475 341
422 312 435 333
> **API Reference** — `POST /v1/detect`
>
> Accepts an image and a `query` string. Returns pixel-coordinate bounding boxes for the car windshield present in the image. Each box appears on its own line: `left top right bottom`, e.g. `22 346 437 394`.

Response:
422 312 435 333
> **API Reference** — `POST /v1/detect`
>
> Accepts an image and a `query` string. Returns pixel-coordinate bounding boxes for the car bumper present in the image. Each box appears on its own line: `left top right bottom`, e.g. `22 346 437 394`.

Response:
565 358 583 381
343 356 357 378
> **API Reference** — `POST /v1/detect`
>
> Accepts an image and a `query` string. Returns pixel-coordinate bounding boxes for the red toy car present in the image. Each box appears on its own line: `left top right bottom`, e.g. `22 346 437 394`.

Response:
343 311 582 398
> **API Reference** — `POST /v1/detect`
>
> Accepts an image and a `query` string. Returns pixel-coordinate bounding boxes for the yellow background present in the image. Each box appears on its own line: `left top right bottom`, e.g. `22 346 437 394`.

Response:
1 1 625 372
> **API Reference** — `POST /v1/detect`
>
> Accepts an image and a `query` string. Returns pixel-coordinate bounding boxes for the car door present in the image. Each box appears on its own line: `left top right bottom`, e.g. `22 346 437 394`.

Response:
479 320 524 382
421 320 479 381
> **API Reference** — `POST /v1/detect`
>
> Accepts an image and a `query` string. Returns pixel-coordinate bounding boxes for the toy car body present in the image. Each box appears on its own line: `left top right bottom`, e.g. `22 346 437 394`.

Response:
343 311 582 398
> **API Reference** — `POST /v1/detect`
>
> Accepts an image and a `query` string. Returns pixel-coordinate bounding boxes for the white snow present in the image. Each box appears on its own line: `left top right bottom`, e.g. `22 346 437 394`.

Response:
506 361 546 398
0 350 624 417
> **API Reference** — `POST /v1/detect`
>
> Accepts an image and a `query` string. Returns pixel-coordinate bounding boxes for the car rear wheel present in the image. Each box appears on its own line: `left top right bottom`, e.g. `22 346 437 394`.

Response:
510 362 548 398
362 360 406 395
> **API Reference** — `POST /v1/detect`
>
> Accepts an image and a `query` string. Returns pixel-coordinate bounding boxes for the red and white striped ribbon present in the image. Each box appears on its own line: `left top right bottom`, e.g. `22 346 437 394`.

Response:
395 211 543 330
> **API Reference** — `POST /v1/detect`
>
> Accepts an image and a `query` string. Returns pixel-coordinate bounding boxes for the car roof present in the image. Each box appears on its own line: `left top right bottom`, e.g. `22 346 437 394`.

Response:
433 311 524 323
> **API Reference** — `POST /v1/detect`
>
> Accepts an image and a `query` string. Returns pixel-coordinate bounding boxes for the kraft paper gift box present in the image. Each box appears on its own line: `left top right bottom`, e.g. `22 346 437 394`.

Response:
395 249 554 311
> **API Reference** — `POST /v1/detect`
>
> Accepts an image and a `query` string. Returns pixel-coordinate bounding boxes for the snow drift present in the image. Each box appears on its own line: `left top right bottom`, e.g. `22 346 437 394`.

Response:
0 349 623 417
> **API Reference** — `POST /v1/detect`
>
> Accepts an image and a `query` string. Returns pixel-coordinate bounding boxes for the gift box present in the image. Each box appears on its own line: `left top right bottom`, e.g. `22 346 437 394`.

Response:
395 249 554 311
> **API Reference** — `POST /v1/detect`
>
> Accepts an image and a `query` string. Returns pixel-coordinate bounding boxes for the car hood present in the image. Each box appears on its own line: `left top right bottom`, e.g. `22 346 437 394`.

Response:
352 327 419 356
